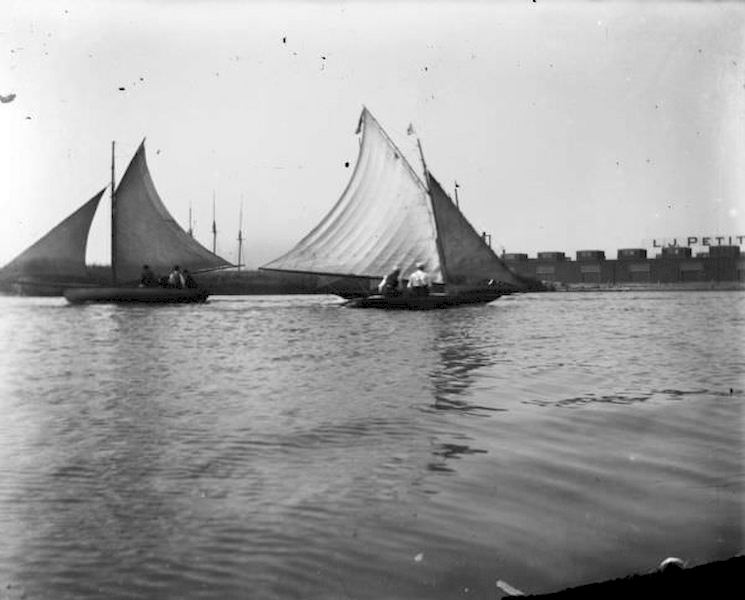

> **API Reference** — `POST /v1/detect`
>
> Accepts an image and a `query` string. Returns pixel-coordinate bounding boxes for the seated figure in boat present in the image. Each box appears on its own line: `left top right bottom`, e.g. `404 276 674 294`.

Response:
377 265 401 296
407 262 430 296
168 265 186 289
183 269 198 289
139 264 157 287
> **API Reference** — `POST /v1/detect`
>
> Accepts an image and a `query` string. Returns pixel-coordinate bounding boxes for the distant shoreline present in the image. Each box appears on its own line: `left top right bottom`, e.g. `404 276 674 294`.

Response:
2 268 743 298
82 267 745 295
549 282 745 293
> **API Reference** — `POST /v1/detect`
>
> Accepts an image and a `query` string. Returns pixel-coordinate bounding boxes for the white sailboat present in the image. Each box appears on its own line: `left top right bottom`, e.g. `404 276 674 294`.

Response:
261 107 531 309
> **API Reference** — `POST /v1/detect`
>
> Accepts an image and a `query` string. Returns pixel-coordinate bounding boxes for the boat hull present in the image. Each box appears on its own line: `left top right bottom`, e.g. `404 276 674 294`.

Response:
343 290 504 310
2 281 68 297
63 286 209 304
0 278 102 297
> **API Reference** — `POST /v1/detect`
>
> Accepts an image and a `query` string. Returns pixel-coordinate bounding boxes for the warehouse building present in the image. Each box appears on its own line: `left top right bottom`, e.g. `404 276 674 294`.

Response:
503 246 745 286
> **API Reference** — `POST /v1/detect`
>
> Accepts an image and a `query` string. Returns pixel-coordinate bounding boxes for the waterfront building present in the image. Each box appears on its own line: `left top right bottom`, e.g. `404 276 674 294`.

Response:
504 246 745 287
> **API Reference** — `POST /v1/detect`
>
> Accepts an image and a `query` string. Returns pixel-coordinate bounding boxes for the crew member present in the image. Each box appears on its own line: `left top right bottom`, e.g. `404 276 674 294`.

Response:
378 266 401 296
183 269 198 289
407 262 430 296
140 264 157 287
168 265 186 289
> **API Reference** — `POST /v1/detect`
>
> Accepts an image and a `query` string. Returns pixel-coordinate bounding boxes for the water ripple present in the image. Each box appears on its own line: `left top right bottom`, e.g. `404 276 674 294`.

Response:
0 292 742 598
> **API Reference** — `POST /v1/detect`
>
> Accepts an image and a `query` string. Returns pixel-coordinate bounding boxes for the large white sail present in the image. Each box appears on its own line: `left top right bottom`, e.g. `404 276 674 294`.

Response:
113 142 232 282
0 190 104 282
262 108 443 283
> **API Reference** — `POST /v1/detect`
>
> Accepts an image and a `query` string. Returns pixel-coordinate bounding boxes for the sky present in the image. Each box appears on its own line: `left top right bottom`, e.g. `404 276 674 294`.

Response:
2 0 744 269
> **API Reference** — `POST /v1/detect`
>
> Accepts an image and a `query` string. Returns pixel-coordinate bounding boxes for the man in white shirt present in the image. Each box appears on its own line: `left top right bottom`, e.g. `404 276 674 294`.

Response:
407 262 430 296
168 265 186 289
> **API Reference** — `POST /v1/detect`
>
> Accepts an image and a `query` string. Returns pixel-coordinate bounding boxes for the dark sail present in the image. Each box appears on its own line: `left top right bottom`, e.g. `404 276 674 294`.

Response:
426 173 522 288
0 190 104 283
113 142 231 282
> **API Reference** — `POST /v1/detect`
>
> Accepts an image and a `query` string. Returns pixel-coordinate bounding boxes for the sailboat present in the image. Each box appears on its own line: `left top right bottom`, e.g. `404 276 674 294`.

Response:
0 140 232 303
62 140 232 304
260 107 531 309
0 190 106 296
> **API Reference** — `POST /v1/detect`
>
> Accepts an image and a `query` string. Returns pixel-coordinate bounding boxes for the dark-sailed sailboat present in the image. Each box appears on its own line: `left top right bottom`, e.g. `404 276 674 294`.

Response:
261 107 531 309
0 190 105 296
63 140 232 304
0 139 232 304
2 141 230 302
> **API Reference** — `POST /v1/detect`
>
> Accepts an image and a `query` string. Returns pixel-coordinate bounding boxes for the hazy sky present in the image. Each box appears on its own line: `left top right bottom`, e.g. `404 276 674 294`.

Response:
2 0 744 268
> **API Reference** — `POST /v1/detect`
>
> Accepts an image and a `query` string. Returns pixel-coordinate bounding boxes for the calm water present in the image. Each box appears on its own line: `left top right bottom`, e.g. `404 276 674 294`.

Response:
0 291 742 599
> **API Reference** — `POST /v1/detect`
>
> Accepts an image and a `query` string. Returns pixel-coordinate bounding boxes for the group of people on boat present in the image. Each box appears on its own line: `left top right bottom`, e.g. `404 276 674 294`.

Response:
140 264 198 289
377 262 431 297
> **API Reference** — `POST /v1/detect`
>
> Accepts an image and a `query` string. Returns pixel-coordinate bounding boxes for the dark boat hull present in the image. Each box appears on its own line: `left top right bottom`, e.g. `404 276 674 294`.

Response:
0 278 101 297
343 290 504 310
2 281 68 297
63 286 209 304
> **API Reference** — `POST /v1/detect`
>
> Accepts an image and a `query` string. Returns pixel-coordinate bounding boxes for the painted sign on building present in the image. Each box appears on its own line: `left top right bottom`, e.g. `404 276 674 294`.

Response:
646 235 745 248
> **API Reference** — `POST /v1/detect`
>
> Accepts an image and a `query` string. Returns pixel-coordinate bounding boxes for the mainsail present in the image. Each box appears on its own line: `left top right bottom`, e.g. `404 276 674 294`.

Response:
0 190 104 283
262 108 443 283
113 142 231 282
426 173 521 288
262 107 523 292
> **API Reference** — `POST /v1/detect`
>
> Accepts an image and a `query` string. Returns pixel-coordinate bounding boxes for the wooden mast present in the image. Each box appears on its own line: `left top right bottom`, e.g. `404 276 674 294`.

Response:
416 136 448 285
415 137 429 192
111 140 117 284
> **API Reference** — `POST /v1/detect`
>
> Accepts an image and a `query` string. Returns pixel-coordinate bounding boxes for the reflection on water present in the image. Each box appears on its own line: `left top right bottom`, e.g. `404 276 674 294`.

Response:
428 443 489 473
426 311 509 416
0 292 742 599
538 387 743 408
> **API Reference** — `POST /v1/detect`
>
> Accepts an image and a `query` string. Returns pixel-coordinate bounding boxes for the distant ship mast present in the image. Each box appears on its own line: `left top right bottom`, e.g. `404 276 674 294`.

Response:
188 202 194 237
111 140 117 284
211 192 217 254
237 196 244 271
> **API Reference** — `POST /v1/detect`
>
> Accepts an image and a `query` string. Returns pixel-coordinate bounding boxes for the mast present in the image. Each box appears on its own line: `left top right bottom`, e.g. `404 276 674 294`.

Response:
237 196 244 271
106 143 232 281
415 137 430 193
111 140 117 284
188 202 193 237
416 135 448 283
211 192 217 254
454 181 460 209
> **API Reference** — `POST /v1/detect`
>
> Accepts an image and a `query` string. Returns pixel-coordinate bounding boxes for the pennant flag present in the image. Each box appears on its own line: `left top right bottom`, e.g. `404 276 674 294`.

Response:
406 123 415 136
